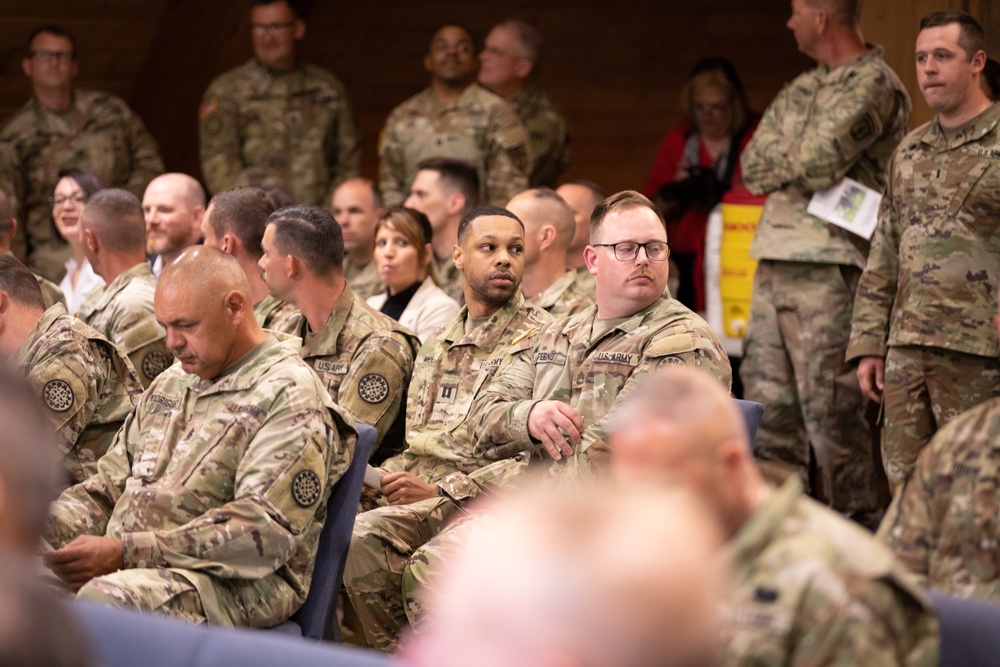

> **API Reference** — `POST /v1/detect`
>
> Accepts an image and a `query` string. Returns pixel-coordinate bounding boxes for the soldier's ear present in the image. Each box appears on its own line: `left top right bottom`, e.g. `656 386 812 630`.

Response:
453 243 464 270
582 246 599 276
514 56 533 80
446 193 466 217
423 53 434 75
293 18 306 41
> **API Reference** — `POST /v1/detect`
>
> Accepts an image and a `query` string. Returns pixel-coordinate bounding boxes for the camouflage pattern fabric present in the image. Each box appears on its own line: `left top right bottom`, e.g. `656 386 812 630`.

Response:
14 304 141 485
741 46 911 267
45 336 355 627
526 268 595 318
378 83 532 207
0 90 164 281
36 272 66 309
507 85 570 187
78 568 206 623
293 285 419 458
199 59 360 205
720 477 939 666
344 256 383 300
741 260 878 527
880 396 1000 601
254 293 301 335
433 254 464 306
879 345 1000 493
77 262 172 388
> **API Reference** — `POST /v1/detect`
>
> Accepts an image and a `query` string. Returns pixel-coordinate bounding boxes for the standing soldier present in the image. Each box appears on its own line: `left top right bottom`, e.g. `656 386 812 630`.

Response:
199 0 359 206
849 11 1000 492
0 25 163 282
739 0 911 527
379 24 532 207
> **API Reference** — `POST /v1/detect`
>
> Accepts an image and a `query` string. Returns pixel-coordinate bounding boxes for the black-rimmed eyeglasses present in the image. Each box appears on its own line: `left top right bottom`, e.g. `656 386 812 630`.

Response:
592 241 669 262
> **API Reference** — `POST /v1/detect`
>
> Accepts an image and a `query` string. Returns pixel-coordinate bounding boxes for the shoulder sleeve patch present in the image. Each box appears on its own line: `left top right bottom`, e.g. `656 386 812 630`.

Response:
43 379 75 412
358 373 390 404
645 333 696 358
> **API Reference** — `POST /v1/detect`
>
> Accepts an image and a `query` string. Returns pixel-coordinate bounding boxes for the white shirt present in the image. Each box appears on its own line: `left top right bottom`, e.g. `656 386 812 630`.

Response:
59 256 104 316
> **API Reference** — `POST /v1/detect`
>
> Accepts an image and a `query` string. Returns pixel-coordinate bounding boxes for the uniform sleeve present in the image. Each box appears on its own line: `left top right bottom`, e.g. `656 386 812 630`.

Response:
328 85 361 188
469 345 541 457
847 151 903 361
120 101 165 196
199 81 250 196
482 101 532 206
378 114 407 208
119 395 346 579
740 84 794 195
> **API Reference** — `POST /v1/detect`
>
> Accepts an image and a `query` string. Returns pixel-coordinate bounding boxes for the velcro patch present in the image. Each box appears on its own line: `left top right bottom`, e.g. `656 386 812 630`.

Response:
646 333 696 357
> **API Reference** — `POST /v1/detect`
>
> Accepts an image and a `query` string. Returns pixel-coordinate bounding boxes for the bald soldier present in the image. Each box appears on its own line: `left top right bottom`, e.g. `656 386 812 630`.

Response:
508 188 594 318
0 185 65 309
478 20 571 187
609 368 939 666
200 185 301 334
331 177 386 299
0 255 140 485
259 205 419 460
78 189 172 388
141 173 206 277
42 247 355 627
379 24 532 207
556 180 603 290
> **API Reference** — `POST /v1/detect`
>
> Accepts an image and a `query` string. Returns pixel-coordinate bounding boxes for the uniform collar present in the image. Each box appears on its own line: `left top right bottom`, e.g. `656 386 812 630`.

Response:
440 291 528 352
530 270 575 310
297 283 356 358
919 102 1000 150
561 292 670 345
81 262 152 315
724 476 801 575
15 303 67 366
187 335 291 396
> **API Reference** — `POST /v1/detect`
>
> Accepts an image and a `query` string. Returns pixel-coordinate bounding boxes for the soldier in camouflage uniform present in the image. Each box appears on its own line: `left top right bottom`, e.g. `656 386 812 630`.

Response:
379 24 531 207
341 207 550 651
556 181 604 294
509 188 594 318
200 185 302 335
739 0 911 526
403 158 481 305
0 26 163 281
41 247 355 626
259 205 419 460
199 1 359 206
848 12 1000 493
0 255 141 486
332 178 385 299
478 20 571 187
77 190 172 388
603 367 939 667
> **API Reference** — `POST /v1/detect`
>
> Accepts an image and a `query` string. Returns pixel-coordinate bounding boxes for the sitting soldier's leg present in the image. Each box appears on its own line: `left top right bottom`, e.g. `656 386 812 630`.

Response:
77 568 205 624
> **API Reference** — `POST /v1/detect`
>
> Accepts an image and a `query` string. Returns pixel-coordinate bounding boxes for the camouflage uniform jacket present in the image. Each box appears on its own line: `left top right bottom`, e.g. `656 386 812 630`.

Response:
526 269 595 318
507 85 571 187
344 256 383 300
742 47 911 268
199 59 360 205
880 397 1000 600
254 294 301 335
14 304 141 485
469 294 731 488
847 104 1000 361
294 285 420 454
433 253 464 305
45 336 355 627
78 262 172 388
378 83 532 207
381 292 550 490
0 89 164 280
721 477 939 667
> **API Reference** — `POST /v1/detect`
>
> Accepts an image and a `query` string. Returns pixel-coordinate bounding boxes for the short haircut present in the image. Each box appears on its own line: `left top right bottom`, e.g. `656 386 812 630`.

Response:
590 190 667 240
339 177 383 210
682 57 750 136
0 255 44 310
375 207 439 286
0 187 11 236
920 10 985 60
429 22 476 49
26 24 77 58
805 0 861 26
207 186 278 259
267 205 343 276
496 19 545 67
457 205 524 243
519 187 576 249
564 179 606 202
253 0 305 20
416 157 480 213
82 188 146 254
261 184 297 209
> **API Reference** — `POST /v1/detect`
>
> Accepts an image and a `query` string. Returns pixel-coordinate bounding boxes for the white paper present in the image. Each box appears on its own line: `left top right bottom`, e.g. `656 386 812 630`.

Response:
364 465 383 491
807 177 882 241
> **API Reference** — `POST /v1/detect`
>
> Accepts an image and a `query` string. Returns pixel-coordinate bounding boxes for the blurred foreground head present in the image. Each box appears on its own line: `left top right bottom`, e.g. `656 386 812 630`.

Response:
406 483 725 667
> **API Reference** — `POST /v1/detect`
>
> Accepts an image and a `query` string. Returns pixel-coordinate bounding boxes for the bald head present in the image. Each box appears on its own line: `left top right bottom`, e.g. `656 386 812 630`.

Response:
410 484 724 667
159 245 251 305
80 188 146 254
507 188 576 255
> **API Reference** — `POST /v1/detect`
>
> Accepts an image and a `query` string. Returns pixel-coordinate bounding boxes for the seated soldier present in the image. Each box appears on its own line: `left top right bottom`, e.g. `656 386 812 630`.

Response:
200 185 300 333
259 205 419 461
42 247 355 627
0 255 141 485
0 186 65 309
341 206 549 649
78 189 172 387
608 367 939 666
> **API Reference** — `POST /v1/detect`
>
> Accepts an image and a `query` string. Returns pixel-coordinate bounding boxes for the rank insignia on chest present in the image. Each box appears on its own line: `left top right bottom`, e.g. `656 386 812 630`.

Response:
436 385 458 404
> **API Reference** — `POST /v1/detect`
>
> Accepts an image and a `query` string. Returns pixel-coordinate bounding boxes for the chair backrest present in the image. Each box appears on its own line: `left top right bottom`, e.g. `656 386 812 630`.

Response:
288 423 377 640
732 398 764 446
929 591 1000 666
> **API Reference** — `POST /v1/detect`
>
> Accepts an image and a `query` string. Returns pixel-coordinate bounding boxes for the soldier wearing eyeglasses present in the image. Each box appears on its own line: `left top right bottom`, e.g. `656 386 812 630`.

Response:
0 25 164 284
199 0 360 208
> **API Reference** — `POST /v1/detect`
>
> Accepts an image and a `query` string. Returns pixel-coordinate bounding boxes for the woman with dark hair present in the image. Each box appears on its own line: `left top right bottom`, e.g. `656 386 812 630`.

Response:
51 168 105 313
367 207 460 342
643 57 759 312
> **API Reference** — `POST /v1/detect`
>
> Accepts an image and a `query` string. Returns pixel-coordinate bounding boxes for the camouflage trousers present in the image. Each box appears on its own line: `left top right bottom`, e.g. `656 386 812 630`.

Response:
77 568 206 623
341 495 460 651
883 345 1000 493
741 260 878 526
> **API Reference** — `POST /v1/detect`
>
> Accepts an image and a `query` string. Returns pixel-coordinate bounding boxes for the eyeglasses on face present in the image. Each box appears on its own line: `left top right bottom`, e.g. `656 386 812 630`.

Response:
592 241 669 262
29 50 75 64
251 21 296 36
49 193 88 208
